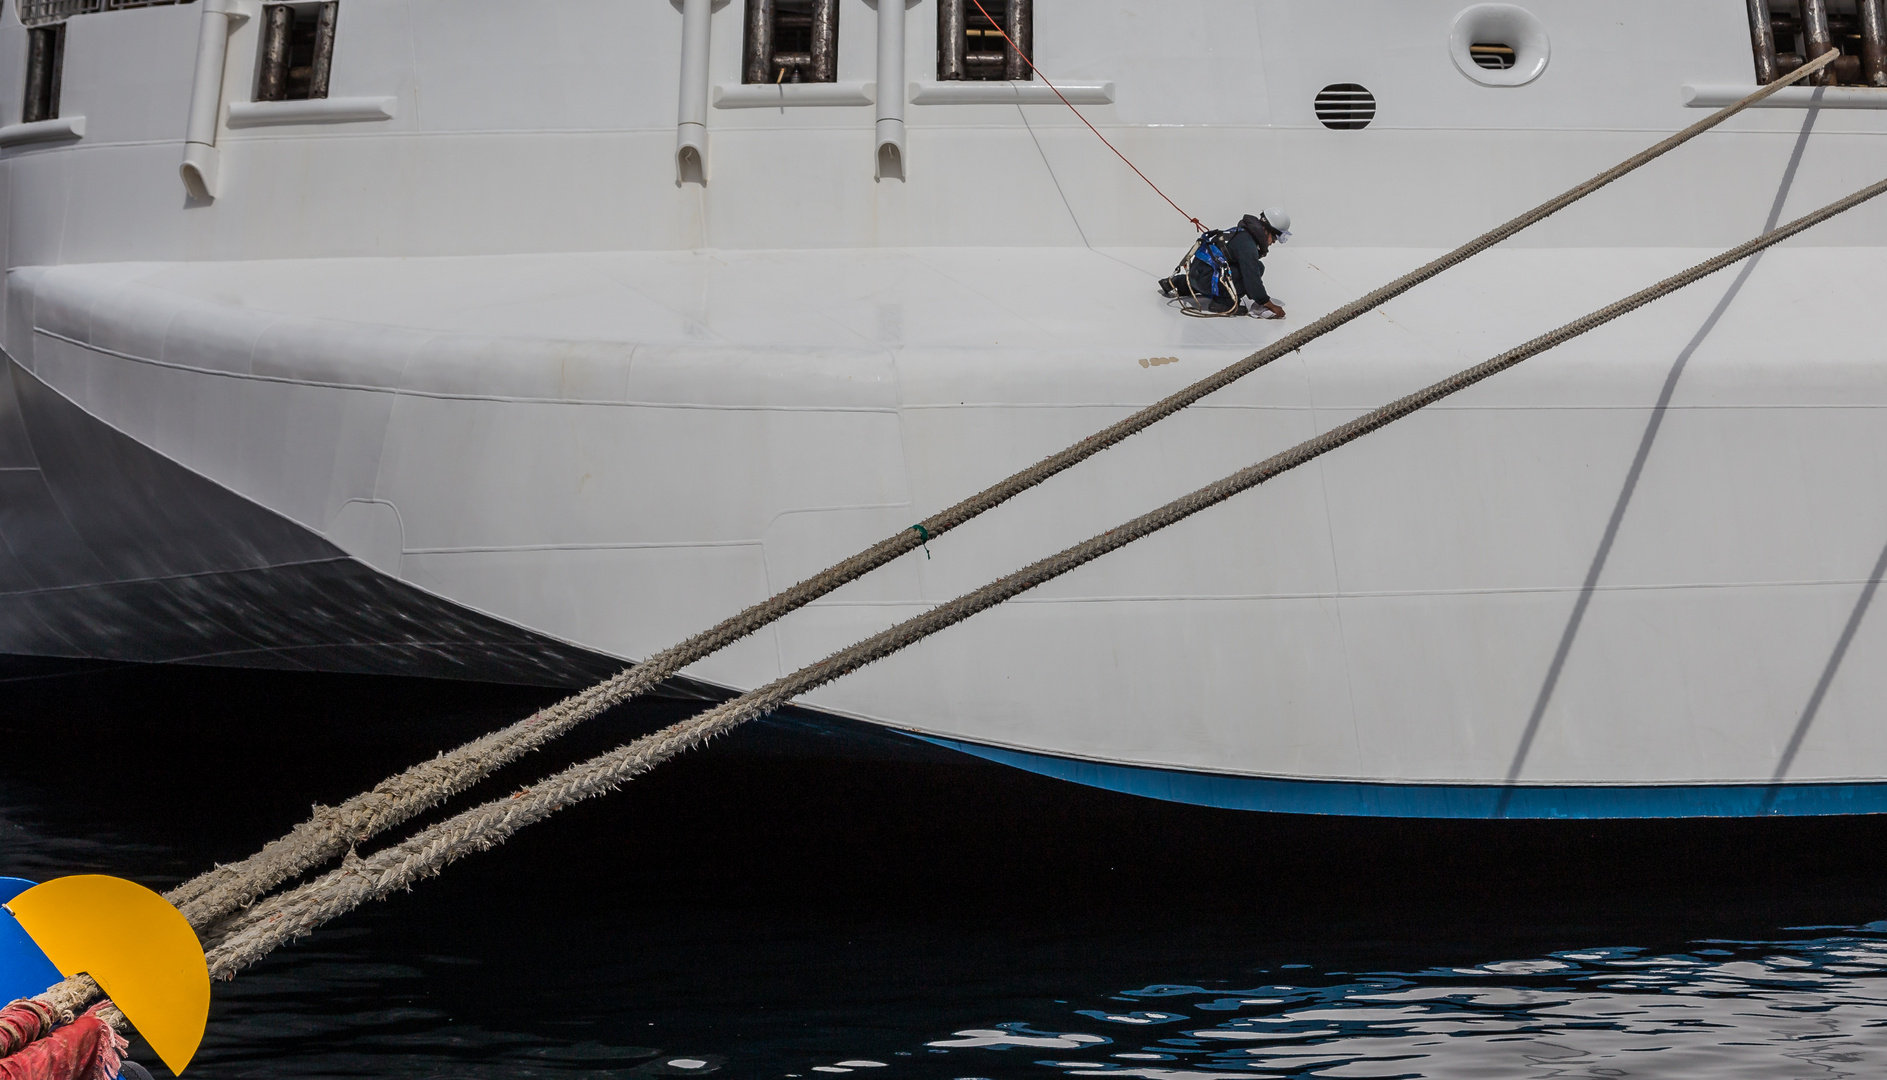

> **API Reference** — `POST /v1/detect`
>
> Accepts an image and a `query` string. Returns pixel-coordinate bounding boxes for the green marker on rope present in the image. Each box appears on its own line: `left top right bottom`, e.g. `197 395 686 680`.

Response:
910 524 931 559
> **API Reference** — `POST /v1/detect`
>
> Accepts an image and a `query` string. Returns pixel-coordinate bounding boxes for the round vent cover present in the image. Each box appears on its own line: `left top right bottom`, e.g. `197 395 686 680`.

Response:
1314 83 1375 129
1449 4 1550 86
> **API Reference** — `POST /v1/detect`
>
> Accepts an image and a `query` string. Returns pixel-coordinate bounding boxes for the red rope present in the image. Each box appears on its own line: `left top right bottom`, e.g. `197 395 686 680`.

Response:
965 0 1203 233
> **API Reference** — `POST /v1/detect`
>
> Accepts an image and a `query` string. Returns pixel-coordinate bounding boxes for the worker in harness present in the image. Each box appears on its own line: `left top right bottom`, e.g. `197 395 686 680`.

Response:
1159 208 1291 318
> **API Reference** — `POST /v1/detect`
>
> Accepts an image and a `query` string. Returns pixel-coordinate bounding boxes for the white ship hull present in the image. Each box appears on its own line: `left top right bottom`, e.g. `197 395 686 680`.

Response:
6 0 1887 816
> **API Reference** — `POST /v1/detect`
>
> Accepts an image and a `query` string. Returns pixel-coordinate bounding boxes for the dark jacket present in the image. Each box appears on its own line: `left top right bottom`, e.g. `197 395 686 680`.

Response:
1226 222 1270 306
1171 216 1273 311
1237 214 1273 257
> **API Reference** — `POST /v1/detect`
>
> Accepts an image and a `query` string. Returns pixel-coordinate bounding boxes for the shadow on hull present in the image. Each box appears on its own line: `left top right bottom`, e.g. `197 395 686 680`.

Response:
0 353 621 687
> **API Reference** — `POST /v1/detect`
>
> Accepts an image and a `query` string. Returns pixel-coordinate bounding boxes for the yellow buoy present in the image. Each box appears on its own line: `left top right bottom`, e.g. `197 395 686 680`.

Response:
7 875 209 1075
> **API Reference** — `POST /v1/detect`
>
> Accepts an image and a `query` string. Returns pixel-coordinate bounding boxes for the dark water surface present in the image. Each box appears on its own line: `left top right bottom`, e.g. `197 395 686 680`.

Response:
4 660 1887 1079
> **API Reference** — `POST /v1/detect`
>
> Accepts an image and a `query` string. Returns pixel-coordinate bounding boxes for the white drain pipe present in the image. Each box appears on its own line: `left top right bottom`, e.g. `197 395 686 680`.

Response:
676 0 712 184
875 0 906 179
181 0 251 200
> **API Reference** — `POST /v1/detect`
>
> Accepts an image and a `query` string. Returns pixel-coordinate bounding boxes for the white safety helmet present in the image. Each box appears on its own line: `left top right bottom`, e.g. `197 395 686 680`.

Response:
1260 207 1292 242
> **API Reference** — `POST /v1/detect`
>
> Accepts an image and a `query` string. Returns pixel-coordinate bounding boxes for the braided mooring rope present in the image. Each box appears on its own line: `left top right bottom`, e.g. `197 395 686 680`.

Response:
197 170 1887 980
159 51 1838 938
7 976 122 1036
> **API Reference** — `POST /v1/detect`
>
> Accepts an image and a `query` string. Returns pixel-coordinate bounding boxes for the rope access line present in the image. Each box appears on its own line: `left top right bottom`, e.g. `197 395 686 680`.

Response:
181 168 1887 981
964 0 1204 230
155 48 1837 941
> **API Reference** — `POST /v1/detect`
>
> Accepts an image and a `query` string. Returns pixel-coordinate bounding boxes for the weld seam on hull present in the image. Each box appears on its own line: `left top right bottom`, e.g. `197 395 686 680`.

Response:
32 328 896 412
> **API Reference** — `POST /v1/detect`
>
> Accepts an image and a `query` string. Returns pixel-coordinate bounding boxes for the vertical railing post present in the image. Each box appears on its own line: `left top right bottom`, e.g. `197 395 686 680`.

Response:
256 4 291 102
810 0 839 82
938 0 965 80
1862 0 1887 86
1002 0 1030 81
309 2 337 100
677 0 712 184
43 26 62 122
875 0 904 179
1747 0 1779 83
1802 0 1834 85
22 28 54 123
743 0 774 84
181 0 251 201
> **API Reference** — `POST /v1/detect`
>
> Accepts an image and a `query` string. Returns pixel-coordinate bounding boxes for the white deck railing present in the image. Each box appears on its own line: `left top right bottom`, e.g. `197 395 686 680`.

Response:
19 0 187 28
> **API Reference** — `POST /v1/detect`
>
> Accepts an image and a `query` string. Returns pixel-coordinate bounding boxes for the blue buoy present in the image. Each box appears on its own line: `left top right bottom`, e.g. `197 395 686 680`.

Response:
0 877 64 1005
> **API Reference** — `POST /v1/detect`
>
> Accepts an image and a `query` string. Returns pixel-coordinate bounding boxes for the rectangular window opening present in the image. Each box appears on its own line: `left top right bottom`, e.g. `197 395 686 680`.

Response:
256 1 337 102
742 0 839 84
1759 0 1874 86
22 24 65 124
937 0 1031 82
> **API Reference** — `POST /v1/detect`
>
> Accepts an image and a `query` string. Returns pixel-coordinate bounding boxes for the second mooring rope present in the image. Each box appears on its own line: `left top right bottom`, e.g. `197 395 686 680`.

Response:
195 170 1887 981
160 50 1837 936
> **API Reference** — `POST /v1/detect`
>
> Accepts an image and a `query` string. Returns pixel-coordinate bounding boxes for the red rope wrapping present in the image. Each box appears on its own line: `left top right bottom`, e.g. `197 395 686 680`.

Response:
964 0 1203 232
0 1003 52 1059
0 1003 125 1080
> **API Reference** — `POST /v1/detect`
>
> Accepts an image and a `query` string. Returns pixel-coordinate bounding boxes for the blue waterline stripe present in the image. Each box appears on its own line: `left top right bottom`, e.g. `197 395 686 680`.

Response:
911 735 1887 819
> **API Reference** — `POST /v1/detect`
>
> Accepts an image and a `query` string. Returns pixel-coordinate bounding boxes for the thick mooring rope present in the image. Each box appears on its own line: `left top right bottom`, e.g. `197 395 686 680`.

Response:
6 976 123 1038
195 171 1887 981
159 50 1838 937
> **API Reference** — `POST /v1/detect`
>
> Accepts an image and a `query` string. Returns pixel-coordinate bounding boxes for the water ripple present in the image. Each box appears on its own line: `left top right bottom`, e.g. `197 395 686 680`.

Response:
910 928 1887 1079
10 664 1887 1078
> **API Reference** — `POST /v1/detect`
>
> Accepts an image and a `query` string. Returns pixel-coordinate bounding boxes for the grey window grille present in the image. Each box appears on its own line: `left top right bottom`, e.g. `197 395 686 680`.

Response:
22 24 63 123
1751 0 1882 86
742 0 838 84
255 2 337 101
937 0 1030 81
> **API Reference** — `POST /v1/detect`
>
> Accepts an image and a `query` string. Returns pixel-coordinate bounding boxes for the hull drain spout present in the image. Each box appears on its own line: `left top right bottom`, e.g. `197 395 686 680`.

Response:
676 0 713 184
180 0 250 201
876 0 907 180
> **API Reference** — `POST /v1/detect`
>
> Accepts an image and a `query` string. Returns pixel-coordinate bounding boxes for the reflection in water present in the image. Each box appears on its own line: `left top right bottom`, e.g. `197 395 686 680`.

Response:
911 933 1887 1078
181 915 1887 1078
4 662 1887 1078
176 926 1887 1079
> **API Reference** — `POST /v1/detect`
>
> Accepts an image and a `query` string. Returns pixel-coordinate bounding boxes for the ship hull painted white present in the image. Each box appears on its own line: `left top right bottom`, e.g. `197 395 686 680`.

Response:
11 235 1887 814
6 0 1887 815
